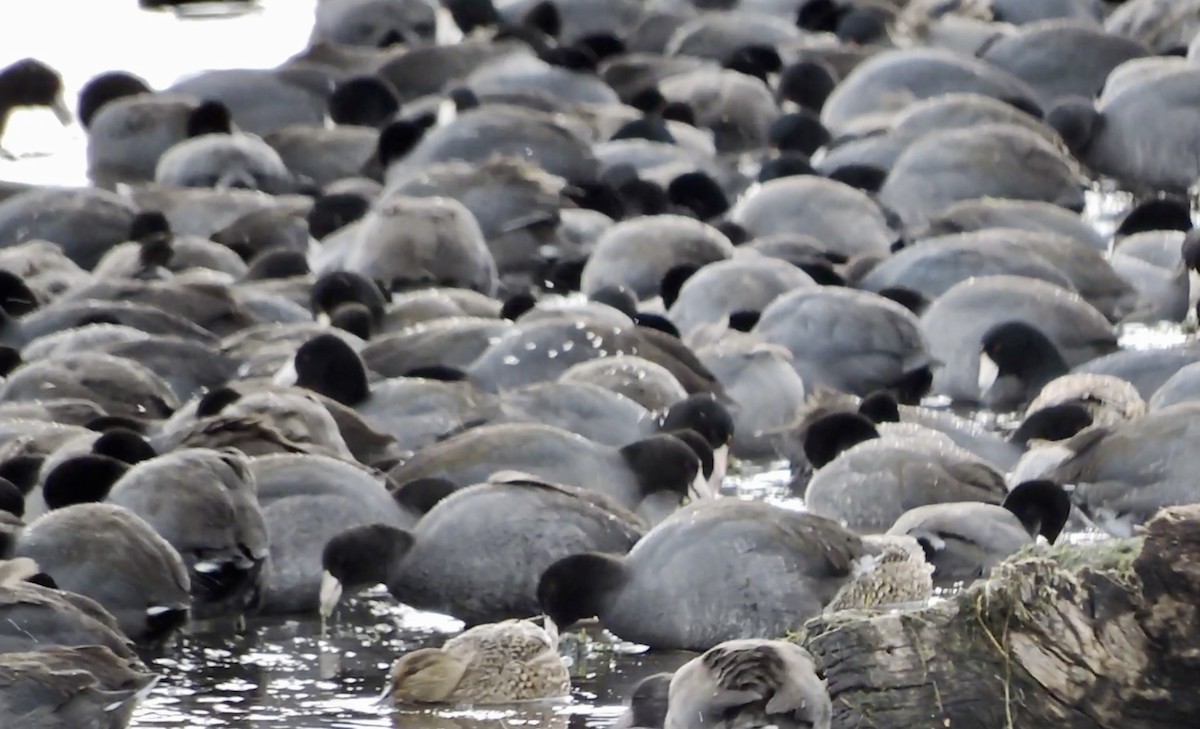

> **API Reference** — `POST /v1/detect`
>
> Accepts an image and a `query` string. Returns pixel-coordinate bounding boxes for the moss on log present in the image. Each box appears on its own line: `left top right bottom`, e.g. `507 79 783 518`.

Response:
797 505 1200 729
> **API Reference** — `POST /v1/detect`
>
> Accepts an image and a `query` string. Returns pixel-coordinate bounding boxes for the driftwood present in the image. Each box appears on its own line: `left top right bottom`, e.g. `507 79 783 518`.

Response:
798 505 1200 729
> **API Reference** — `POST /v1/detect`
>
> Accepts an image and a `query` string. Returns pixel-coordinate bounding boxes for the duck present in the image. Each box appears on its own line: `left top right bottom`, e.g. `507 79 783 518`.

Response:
537 499 932 651
579 215 735 302
386 423 706 519
0 645 159 729
252 452 421 615
802 411 1009 532
886 480 1072 587
728 176 897 260
662 639 832 729
60 448 266 620
1025 373 1146 427
157 385 356 462
274 332 502 452
1033 401 1200 537
1047 64 1200 193
383 618 570 705
9 501 191 642
920 275 1118 404
320 473 645 624
877 124 1086 229
0 59 70 155
752 287 934 402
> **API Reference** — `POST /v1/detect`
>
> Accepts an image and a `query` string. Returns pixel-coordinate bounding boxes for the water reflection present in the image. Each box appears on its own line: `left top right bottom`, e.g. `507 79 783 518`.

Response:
129 587 697 727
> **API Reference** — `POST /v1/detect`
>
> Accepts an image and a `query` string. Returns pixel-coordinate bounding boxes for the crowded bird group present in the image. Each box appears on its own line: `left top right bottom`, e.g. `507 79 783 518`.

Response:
1 0 1199 725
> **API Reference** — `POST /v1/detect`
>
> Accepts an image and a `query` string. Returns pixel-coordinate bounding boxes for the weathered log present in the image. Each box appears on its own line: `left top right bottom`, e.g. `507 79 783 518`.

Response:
797 505 1200 729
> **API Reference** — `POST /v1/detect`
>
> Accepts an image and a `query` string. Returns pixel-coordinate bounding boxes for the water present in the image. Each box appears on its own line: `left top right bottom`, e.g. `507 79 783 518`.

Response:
128 471 795 728
0 3 1187 726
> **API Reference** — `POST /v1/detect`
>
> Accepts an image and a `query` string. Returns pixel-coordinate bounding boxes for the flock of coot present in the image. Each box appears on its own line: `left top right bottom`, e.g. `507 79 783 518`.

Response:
1 0 1199 726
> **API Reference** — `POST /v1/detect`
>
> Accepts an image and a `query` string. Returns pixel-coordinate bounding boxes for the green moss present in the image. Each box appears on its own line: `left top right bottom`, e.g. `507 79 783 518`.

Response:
1014 537 1143 580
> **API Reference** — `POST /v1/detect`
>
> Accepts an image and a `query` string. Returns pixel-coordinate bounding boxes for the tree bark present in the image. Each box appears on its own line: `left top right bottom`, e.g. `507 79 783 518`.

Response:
798 505 1200 729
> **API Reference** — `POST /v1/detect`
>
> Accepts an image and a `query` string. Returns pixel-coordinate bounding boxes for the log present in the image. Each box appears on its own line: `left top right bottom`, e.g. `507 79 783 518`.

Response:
797 505 1200 729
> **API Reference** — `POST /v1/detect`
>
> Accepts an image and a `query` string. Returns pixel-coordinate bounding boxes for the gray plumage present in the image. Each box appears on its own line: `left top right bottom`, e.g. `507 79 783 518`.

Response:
754 287 932 397
805 436 1008 533
253 453 414 615
729 176 896 259
12 504 191 641
920 275 1117 402
370 475 643 624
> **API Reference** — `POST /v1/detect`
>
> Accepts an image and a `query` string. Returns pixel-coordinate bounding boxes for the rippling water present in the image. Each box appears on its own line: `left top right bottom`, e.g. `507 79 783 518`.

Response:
1 3 1192 726
128 467 794 728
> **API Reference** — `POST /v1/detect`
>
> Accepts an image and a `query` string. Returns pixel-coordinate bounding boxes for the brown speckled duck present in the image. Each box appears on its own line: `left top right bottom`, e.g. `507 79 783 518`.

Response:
0 645 159 729
384 619 570 705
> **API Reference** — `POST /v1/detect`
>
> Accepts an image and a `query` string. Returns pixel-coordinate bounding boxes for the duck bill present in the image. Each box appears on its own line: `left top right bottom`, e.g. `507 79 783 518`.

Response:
273 357 299 387
51 94 72 126
977 352 999 394
710 442 729 490
374 682 394 707
541 614 560 647
319 570 344 619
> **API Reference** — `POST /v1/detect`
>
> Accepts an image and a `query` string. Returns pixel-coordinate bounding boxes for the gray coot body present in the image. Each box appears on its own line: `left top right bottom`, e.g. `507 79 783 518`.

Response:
887 480 1071 586
252 453 415 615
754 287 933 400
920 276 1118 403
804 416 1009 534
11 504 191 642
537 499 931 651
102 449 268 621
321 474 645 625
386 423 704 519
1040 402 1200 536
